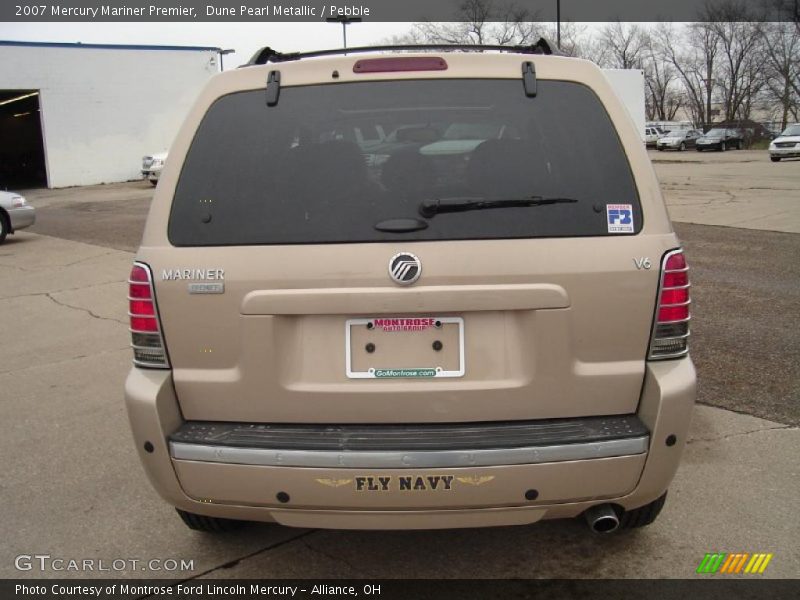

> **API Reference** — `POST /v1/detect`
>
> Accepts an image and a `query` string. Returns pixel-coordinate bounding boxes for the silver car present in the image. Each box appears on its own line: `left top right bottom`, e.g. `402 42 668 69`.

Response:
0 191 35 244
656 129 701 151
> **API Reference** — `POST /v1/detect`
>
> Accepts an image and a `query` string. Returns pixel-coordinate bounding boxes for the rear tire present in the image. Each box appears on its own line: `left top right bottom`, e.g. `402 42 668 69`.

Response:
0 213 8 244
617 492 667 530
176 508 247 533
679 142 686 152
720 142 726 152
771 156 780 162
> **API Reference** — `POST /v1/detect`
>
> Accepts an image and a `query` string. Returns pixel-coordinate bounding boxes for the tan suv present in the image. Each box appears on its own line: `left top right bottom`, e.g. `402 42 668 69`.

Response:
125 41 696 534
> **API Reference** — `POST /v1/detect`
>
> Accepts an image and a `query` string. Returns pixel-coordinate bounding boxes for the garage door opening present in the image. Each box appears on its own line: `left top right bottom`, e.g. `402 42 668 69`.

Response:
0 90 47 188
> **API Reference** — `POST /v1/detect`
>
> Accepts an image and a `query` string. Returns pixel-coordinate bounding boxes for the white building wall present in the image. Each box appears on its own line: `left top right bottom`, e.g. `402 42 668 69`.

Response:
0 43 219 187
602 69 646 140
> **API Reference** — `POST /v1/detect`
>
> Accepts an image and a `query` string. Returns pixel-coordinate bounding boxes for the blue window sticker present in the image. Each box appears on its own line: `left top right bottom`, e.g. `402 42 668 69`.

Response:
607 204 634 233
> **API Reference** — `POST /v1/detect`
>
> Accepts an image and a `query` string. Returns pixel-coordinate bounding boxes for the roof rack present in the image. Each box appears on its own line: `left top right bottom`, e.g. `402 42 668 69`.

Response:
246 38 561 66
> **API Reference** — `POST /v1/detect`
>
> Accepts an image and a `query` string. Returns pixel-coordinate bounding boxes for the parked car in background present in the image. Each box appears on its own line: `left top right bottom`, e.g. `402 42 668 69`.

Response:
768 123 800 162
644 126 666 148
696 128 743 151
656 129 701 151
141 152 168 186
0 190 35 244
647 121 694 135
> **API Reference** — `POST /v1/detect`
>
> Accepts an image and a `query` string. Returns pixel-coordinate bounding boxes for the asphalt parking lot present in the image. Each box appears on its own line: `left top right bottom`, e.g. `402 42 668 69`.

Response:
1 149 798 580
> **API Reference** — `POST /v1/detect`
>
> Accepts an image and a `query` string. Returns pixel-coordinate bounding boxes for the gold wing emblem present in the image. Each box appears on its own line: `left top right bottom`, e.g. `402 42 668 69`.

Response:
456 476 495 486
315 478 353 488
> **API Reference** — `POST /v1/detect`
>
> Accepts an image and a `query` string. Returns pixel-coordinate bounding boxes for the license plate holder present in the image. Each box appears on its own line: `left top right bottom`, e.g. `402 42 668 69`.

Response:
345 317 465 379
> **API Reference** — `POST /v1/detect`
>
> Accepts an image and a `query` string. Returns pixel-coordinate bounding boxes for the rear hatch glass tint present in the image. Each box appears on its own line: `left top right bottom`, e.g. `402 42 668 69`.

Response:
169 79 641 246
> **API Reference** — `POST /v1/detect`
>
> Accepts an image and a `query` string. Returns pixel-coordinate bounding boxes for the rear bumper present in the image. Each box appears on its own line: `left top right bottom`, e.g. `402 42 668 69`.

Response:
124 358 696 529
169 416 649 469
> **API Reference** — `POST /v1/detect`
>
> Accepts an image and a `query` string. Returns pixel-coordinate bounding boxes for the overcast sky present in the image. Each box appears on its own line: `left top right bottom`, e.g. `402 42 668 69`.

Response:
0 22 415 67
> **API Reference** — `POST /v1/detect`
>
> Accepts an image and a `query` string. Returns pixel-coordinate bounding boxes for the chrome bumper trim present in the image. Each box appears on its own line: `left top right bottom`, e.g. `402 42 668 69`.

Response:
169 436 649 469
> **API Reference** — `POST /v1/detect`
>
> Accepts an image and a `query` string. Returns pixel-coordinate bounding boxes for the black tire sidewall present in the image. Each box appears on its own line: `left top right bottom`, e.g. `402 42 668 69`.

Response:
617 492 668 530
0 213 8 244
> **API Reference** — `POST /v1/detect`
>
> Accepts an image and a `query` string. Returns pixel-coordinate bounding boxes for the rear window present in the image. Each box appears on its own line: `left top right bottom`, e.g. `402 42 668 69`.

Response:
169 79 641 246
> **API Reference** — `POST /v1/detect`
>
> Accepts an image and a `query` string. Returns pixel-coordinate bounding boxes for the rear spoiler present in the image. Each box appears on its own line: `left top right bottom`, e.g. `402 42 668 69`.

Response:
245 38 562 66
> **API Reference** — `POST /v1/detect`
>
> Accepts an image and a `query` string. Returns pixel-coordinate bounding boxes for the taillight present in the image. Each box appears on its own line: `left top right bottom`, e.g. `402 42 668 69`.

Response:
129 262 169 368
648 249 691 359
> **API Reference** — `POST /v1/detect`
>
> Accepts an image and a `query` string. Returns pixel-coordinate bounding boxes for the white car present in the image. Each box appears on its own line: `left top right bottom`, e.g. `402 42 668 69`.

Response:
0 191 35 244
769 124 800 162
141 152 168 185
644 127 666 148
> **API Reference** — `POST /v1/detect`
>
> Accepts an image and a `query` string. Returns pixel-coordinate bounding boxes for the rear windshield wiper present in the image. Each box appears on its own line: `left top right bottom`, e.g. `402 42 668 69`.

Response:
419 196 578 218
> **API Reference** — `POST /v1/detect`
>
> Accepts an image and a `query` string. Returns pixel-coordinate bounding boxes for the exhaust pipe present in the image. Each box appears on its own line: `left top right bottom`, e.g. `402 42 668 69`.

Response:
584 504 620 534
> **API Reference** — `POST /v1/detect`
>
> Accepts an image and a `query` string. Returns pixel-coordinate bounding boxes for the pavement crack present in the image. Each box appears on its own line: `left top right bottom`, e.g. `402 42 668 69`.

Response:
1 291 48 301
61 250 119 267
688 424 796 444
152 529 316 591
0 347 130 376
0 251 118 271
300 538 360 574
1 279 124 301
44 292 127 325
0 262 34 272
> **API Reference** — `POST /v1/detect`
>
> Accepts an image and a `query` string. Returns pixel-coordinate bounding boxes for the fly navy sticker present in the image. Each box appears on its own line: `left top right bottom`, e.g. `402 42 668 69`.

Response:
315 478 353 488
607 204 634 233
316 475 496 491
456 475 496 486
